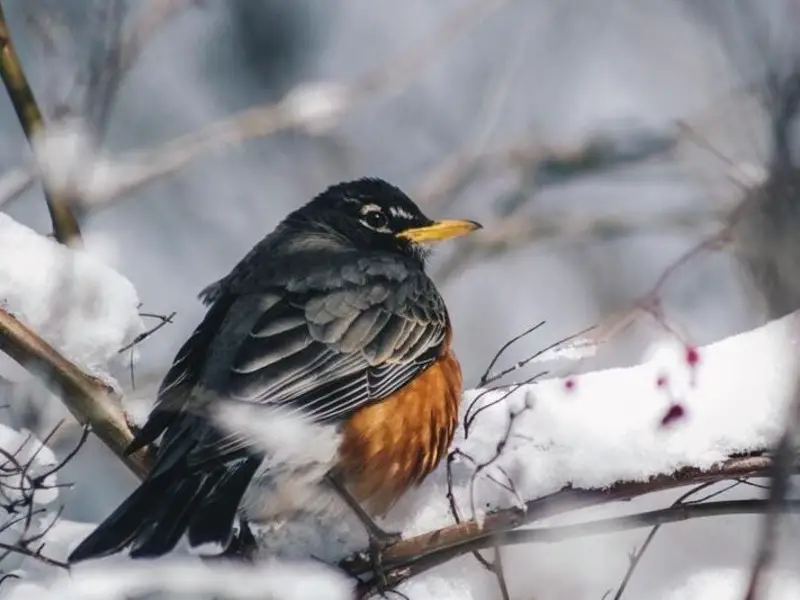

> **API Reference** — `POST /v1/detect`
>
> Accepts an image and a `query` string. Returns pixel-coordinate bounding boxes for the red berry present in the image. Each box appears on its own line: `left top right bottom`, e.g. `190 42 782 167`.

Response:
564 378 576 392
685 346 700 367
660 404 685 427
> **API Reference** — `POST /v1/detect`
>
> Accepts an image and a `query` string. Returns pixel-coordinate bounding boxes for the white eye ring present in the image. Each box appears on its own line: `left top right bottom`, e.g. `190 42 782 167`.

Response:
361 210 389 231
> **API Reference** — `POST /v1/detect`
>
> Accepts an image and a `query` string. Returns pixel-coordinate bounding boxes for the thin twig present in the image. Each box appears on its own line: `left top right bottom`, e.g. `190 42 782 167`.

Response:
86 0 198 138
0 540 66 569
613 479 742 600
0 167 36 210
0 2 81 244
481 325 594 388
743 391 800 600
491 542 511 600
479 321 545 387
118 311 175 353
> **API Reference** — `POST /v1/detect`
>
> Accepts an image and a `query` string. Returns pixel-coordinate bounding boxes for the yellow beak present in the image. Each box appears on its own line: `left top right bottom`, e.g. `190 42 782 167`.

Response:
397 219 482 244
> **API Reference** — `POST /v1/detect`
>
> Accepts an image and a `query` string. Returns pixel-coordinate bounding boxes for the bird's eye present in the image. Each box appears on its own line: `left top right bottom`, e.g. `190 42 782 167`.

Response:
362 210 389 230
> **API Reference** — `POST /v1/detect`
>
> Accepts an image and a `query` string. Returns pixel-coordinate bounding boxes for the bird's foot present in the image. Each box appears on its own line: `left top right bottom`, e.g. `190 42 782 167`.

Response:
220 520 258 562
366 527 402 593
363 518 402 548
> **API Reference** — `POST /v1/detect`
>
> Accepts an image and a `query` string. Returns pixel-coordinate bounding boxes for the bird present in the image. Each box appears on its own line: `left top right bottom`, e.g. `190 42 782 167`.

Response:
68 177 481 563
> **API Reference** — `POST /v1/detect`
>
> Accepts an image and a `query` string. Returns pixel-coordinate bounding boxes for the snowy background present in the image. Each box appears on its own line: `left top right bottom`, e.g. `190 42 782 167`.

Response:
0 0 798 598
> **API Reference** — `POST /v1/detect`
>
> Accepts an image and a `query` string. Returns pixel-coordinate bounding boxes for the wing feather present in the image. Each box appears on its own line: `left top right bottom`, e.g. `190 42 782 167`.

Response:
189 273 447 462
136 267 449 467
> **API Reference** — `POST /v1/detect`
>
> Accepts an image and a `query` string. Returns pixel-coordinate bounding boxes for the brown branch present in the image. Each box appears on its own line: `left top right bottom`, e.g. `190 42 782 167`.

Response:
0 306 151 479
0 2 81 245
435 205 729 282
343 454 772 595
430 126 682 283
66 0 503 210
363 495 800 598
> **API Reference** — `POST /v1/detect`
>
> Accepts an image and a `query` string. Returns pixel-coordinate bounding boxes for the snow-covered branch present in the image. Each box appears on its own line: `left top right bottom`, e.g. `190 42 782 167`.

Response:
0 214 149 478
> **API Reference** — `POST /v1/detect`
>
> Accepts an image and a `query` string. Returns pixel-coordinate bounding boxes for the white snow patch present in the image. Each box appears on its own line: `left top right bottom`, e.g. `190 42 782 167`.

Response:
662 568 800 600
448 313 799 512
281 82 351 135
214 402 342 470
2 580 49 600
42 559 352 600
0 212 144 379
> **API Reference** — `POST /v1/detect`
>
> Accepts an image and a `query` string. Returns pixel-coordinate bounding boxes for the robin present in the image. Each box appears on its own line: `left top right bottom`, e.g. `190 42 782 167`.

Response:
68 177 480 562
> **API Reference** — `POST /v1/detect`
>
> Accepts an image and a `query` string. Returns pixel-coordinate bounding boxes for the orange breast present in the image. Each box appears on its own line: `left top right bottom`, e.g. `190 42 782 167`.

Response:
336 350 462 516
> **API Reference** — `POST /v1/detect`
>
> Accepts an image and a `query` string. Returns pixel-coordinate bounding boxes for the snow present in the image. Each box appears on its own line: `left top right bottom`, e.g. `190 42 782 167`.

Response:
36 559 352 600
280 82 351 135
0 212 144 380
662 569 800 600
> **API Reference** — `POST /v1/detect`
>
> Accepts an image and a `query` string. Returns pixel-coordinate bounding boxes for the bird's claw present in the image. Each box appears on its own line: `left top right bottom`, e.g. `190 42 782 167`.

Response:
367 528 401 593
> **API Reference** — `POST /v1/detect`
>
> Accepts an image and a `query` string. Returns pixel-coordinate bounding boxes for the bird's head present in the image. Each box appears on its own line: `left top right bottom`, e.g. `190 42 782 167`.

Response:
283 178 482 262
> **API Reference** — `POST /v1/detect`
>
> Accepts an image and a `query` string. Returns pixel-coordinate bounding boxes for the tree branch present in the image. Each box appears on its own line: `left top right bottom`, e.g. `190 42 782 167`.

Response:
374 495 800 593
344 454 773 595
0 306 151 479
0 2 81 244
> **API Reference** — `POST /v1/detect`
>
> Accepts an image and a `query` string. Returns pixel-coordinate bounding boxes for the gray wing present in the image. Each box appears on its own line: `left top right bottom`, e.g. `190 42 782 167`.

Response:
139 273 449 468
127 294 235 454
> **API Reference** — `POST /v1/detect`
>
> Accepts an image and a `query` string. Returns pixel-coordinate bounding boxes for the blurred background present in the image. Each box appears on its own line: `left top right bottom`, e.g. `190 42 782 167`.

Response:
1 1 799 598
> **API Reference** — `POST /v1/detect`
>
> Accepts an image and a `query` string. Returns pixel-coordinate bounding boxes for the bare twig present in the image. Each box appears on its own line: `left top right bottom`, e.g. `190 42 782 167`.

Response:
432 125 681 282
435 202 728 283
479 321 545 387
0 419 91 571
0 167 36 210
0 539 66 569
479 325 593 388
491 542 511 600
118 311 175 354
478 205 726 252
416 11 535 211
613 480 742 600
743 386 800 600
86 0 198 138
0 2 81 244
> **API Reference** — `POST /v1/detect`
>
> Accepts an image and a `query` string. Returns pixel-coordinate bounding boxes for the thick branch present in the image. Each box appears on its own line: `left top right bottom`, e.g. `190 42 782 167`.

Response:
0 306 151 478
344 454 772 594
363 497 800 597
0 2 81 244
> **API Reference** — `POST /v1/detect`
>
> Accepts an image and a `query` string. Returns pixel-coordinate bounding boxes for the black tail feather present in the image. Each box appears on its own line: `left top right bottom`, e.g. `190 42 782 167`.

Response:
187 458 261 552
129 474 215 558
68 459 260 563
67 475 173 563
